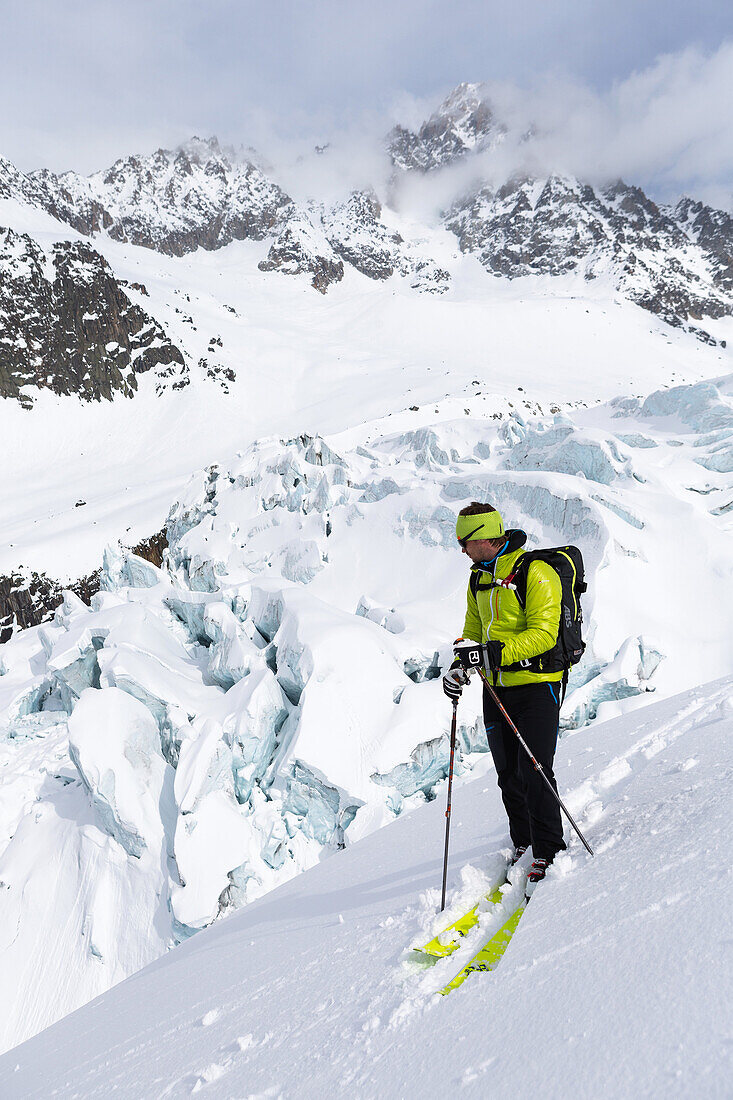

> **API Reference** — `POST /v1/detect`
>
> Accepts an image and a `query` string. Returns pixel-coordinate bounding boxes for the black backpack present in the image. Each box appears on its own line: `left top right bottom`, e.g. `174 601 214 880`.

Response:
470 546 587 699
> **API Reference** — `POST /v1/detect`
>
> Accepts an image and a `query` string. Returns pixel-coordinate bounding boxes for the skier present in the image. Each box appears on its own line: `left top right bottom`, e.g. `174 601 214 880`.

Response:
443 502 567 887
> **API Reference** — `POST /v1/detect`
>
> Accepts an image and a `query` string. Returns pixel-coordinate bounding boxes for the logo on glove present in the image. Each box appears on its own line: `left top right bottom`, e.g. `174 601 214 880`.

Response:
453 637 504 674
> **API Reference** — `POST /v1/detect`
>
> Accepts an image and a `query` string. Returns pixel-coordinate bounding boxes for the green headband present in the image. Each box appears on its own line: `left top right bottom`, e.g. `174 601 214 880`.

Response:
455 510 505 543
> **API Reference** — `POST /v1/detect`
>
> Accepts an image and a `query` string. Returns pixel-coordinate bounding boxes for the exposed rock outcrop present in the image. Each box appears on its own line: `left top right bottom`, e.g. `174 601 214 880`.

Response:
0 228 187 405
445 175 732 334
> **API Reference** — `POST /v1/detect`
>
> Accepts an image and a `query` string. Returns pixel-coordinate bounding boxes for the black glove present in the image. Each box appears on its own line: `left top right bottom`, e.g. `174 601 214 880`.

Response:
453 638 504 674
442 662 470 699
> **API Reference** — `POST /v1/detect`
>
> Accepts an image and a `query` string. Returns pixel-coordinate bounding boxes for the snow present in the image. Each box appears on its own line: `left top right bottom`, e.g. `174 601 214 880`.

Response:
0 677 730 1098
0 213 730 581
1 155 732 1088
0 364 731 1055
68 687 169 859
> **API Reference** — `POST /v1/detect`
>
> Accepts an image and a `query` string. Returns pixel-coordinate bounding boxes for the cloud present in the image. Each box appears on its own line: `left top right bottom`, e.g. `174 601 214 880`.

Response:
0 2 730 211
519 43 733 205
389 43 733 217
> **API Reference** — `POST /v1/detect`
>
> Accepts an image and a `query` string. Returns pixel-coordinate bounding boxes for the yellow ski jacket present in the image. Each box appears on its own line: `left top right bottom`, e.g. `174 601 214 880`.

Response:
462 531 562 688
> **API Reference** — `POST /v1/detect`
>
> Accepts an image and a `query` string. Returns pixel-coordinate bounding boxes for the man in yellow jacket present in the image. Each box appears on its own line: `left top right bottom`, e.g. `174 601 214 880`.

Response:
443 502 567 884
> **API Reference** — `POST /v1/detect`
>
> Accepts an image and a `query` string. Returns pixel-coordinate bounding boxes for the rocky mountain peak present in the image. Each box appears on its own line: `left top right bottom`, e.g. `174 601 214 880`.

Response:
673 196 733 291
388 81 504 172
179 135 225 161
445 171 732 337
21 142 292 257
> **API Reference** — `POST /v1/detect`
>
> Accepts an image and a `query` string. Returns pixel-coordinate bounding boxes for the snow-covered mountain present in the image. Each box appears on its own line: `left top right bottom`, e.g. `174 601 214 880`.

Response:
1 81 733 381
0 135 447 298
388 82 506 171
2 139 290 256
446 175 732 336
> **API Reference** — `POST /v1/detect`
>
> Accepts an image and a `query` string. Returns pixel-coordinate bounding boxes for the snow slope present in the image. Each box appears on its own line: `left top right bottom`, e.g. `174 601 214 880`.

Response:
1 676 731 1099
0 368 731 1055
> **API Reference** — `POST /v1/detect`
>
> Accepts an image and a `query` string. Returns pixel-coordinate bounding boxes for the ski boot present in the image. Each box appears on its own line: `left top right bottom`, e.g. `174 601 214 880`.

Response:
525 858 549 897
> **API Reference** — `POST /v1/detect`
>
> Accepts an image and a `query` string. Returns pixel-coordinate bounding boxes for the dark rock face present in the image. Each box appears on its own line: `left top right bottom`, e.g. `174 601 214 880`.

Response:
258 207 345 293
323 190 450 291
0 568 101 644
445 175 732 332
674 197 733 292
0 228 187 406
388 82 504 172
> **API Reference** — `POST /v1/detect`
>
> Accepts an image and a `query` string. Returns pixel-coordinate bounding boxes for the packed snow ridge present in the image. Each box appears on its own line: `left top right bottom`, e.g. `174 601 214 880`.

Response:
0 373 731 1053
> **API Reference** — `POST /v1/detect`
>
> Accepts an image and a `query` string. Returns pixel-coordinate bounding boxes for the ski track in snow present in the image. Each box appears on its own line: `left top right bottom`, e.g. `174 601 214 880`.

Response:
0 678 731 1099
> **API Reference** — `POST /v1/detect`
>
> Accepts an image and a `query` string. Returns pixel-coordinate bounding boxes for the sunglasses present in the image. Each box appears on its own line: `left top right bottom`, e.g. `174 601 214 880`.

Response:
457 523 485 549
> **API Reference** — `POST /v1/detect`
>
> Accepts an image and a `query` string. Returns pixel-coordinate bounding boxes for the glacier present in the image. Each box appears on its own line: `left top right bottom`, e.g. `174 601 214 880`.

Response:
0 374 731 1054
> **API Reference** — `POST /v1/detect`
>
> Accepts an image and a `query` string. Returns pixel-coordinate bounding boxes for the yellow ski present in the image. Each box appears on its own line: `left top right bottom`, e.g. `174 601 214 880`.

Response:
412 883 506 962
439 898 527 995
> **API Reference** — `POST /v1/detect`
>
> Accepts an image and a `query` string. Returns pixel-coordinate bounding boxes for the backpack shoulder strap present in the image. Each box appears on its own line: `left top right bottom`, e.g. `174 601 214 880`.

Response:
508 551 532 609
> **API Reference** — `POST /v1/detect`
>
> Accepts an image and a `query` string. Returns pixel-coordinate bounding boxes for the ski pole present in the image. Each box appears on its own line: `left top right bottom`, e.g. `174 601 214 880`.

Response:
476 668 594 857
440 698 459 911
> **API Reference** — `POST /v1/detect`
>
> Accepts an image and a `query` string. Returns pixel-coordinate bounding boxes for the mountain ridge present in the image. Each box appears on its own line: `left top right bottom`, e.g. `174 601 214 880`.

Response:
1 82 732 411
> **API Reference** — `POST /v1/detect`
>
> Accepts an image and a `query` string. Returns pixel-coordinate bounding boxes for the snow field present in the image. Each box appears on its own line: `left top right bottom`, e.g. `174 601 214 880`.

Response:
1 188 731 581
0 368 731 1054
1 677 731 1098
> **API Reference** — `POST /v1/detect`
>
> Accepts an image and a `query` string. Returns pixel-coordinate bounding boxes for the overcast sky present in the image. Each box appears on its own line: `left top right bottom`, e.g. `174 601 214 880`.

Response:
2 0 732 206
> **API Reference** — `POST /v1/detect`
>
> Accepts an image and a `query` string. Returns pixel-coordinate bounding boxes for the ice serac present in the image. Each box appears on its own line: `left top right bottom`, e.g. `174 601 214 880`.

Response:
502 417 634 485
218 666 288 802
640 378 733 472
68 687 168 859
562 636 664 728
202 601 262 689
170 718 251 931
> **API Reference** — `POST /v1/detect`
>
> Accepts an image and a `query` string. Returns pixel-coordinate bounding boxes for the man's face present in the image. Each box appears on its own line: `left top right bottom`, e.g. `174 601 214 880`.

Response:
461 537 502 563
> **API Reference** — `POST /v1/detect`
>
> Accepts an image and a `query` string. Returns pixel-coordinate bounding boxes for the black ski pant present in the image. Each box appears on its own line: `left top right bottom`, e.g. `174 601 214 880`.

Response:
483 681 566 863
